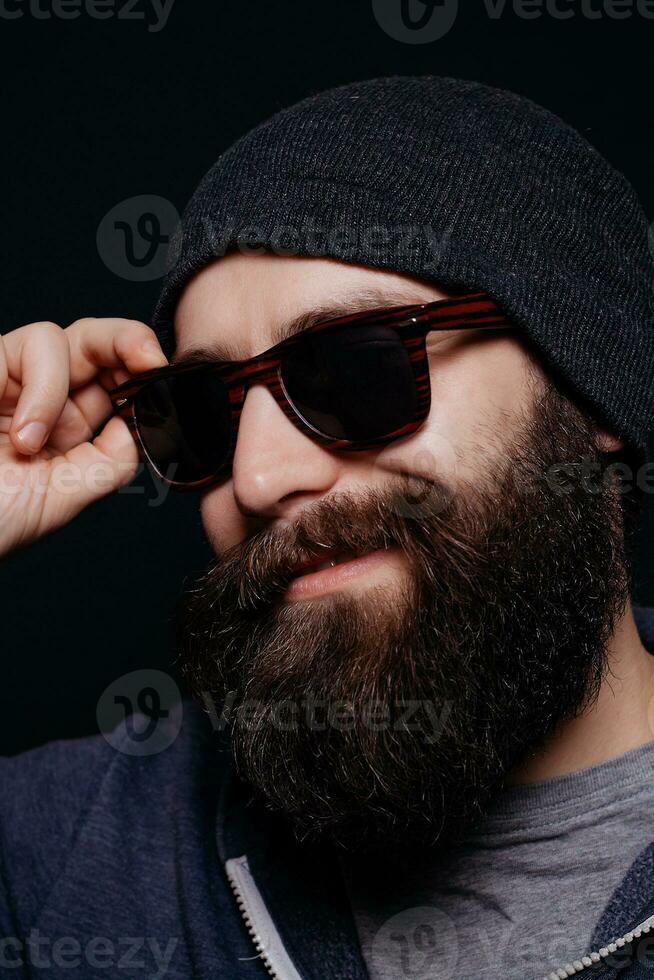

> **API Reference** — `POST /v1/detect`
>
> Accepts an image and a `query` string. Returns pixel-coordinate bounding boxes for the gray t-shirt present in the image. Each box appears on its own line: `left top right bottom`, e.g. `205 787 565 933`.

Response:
343 740 654 980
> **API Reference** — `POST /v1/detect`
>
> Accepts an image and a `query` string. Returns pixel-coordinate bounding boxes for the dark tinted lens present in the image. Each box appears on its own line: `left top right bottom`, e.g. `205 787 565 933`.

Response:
134 370 231 484
280 324 418 440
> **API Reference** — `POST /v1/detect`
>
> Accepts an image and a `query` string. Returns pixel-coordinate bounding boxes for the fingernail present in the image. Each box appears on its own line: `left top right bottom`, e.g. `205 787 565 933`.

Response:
143 341 166 362
15 421 48 452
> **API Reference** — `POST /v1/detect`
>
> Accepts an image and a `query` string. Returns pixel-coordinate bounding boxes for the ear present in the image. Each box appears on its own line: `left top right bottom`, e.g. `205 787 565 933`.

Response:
595 426 624 453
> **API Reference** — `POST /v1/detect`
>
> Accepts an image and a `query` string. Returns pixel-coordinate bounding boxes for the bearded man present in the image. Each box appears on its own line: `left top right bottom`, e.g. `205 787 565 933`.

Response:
1 77 654 980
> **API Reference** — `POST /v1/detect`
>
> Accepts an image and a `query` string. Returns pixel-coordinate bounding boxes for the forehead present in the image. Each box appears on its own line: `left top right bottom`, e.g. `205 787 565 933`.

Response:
173 252 449 361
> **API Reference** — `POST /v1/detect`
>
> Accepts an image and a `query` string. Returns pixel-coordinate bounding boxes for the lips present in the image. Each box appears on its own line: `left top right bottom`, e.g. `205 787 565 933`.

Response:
283 545 404 602
291 548 358 578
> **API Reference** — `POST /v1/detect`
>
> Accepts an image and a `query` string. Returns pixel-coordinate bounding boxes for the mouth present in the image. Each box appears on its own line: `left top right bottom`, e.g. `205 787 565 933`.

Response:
284 545 404 601
293 547 358 575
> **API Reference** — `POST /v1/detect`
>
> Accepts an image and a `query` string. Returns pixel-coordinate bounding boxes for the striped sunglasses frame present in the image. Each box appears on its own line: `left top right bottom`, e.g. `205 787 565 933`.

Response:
109 291 512 491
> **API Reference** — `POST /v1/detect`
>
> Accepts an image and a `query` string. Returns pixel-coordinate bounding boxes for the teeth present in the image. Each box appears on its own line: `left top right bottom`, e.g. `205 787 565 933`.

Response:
312 553 353 573
293 550 359 577
314 558 340 573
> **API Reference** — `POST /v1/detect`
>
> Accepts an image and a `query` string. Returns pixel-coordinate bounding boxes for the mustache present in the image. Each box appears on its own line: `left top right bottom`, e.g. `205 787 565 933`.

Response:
192 475 456 612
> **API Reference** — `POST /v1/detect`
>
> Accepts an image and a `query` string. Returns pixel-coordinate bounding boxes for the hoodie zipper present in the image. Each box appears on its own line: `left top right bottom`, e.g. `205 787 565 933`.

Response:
225 854 304 980
227 848 654 980
544 912 654 979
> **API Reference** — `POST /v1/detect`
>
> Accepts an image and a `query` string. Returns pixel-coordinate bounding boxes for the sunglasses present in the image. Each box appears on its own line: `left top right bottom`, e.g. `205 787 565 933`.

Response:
109 291 513 491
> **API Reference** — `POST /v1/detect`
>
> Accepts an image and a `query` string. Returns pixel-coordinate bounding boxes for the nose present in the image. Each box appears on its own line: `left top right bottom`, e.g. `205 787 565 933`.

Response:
231 383 341 521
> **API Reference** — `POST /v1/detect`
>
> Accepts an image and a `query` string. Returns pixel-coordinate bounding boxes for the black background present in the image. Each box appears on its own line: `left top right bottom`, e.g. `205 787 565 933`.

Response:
0 0 652 755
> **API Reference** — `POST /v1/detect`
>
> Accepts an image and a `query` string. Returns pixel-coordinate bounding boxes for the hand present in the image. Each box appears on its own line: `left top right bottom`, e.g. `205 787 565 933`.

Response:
0 317 168 558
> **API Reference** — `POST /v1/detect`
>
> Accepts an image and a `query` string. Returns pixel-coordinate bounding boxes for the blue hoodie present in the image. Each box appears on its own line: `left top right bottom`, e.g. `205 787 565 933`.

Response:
1 609 654 980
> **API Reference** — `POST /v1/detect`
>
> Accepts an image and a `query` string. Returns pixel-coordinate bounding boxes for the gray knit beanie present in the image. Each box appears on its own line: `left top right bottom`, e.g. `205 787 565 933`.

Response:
152 76 654 459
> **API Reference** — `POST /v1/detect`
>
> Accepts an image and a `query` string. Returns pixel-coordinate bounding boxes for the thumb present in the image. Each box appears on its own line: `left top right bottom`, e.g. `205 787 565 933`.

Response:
52 416 141 510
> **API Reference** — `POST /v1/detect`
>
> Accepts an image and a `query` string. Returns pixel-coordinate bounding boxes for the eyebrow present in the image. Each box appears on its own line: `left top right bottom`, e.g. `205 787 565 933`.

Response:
170 286 431 368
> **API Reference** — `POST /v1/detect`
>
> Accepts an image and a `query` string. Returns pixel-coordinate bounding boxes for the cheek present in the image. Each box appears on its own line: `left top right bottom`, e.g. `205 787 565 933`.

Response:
373 339 535 487
199 482 249 555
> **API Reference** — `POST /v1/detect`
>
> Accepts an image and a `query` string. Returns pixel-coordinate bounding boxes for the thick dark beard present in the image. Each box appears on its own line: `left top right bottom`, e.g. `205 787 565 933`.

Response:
176 386 630 852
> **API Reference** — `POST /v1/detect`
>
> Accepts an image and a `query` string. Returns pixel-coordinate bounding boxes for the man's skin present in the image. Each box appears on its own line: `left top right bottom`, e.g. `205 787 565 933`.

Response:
2 252 653 786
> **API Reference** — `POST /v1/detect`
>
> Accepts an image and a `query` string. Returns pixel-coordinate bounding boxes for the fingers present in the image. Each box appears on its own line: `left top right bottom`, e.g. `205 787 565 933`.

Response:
47 317 168 452
5 322 71 455
17 416 142 541
45 383 113 453
0 317 169 553
97 366 132 392
2 316 167 458
56 415 141 507
66 317 167 389
0 334 7 405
